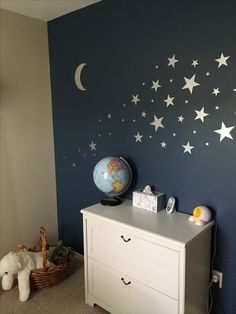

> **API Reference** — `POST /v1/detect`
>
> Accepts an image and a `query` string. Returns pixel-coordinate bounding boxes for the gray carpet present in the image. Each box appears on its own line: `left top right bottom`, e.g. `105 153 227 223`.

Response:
0 257 108 314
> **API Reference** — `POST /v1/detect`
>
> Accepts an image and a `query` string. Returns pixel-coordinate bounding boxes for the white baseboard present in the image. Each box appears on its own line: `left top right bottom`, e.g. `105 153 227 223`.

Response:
74 251 84 261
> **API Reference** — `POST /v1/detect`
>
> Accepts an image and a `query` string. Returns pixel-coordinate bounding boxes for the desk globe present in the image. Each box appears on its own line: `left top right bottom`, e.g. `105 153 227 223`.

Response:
93 156 132 206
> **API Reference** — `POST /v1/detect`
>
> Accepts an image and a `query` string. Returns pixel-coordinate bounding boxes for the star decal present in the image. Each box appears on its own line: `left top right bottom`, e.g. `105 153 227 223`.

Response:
212 88 220 96
141 111 147 118
167 54 179 68
89 141 96 151
131 94 140 105
182 142 194 154
178 115 184 122
161 141 167 148
164 95 175 107
182 74 200 94
214 122 235 142
150 115 164 132
194 107 209 123
192 59 199 67
134 132 143 143
151 80 162 92
86 51 236 158
215 53 230 68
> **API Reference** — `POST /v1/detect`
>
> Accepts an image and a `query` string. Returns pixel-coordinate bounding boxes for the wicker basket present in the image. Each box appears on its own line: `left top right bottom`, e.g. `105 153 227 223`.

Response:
30 227 70 290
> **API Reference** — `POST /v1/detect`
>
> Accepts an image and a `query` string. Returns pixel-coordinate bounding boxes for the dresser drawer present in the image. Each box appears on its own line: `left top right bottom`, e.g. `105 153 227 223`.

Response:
87 218 179 299
88 258 178 314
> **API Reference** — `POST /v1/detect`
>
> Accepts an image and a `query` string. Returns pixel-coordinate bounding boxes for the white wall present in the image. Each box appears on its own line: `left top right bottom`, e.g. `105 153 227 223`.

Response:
0 9 58 257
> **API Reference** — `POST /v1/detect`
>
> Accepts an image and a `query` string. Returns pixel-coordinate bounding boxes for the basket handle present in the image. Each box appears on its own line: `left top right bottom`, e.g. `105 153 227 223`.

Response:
39 227 47 271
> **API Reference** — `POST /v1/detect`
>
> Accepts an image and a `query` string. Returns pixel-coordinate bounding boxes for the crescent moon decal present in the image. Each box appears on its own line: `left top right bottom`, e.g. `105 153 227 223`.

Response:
75 63 87 91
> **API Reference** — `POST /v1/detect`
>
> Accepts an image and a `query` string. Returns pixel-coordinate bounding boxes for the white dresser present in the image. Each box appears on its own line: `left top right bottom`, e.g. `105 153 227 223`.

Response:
81 199 214 314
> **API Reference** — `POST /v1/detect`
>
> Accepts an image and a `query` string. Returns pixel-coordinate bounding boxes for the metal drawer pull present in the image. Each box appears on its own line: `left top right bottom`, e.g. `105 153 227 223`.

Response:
121 277 131 285
121 235 131 242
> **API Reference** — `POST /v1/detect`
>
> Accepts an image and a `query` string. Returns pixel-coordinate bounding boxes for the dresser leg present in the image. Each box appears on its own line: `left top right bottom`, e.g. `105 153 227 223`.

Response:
86 294 96 307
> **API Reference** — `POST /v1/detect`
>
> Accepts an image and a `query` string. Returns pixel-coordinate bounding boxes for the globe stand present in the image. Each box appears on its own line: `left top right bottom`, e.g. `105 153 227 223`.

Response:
101 196 122 206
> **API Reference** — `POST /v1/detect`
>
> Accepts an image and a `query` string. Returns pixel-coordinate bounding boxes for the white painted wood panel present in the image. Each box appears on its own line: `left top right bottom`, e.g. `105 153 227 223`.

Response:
87 218 179 299
81 199 214 246
88 258 178 314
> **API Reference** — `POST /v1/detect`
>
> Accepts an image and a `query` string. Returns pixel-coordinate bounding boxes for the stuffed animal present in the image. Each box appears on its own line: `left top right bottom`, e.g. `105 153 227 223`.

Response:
0 251 52 302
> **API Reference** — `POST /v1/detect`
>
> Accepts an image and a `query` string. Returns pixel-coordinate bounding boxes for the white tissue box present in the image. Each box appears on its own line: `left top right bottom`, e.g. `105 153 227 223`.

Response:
132 190 166 212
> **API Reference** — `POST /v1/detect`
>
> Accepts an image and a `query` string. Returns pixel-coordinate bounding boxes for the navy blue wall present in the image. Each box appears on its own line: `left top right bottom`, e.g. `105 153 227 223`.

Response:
48 1 236 313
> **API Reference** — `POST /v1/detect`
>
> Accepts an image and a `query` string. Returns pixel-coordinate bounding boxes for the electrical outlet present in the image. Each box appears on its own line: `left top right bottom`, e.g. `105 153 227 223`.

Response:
212 270 223 288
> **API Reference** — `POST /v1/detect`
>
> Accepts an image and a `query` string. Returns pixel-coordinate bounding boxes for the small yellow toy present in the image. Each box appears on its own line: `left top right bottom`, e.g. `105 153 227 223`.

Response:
189 206 212 226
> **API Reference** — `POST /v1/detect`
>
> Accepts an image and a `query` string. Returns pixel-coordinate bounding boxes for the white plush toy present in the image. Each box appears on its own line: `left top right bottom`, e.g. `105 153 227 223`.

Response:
0 251 51 302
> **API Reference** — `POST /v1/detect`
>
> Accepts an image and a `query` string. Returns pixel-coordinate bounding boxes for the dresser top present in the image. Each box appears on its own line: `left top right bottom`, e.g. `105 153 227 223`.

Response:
81 199 214 247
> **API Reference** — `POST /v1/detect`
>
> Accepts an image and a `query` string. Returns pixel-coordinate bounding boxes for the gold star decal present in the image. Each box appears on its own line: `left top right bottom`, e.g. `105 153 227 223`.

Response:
134 132 143 143
194 107 209 123
131 94 140 105
214 122 235 142
192 59 199 67
164 95 175 107
151 80 161 92
150 115 164 132
212 88 220 96
215 53 230 68
167 54 179 68
182 74 200 94
182 142 194 154
89 141 96 151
